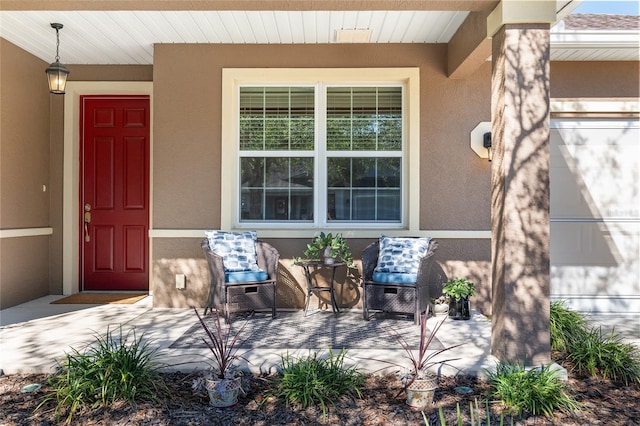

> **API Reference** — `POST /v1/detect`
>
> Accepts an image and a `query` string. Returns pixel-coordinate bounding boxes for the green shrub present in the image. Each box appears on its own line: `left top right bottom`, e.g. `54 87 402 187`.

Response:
549 301 640 385
550 300 588 352
38 327 167 423
486 361 578 417
273 349 364 418
568 326 640 385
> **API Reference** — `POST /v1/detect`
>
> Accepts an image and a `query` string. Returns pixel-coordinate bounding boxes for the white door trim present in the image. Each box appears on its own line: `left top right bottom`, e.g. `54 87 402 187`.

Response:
62 82 153 295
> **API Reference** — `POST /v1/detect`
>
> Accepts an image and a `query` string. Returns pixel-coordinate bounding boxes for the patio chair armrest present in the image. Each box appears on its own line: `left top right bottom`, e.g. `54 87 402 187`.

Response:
201 238 226 310
256 240 280 280
361 241 380 283
416 240 437 283
415 240 439 306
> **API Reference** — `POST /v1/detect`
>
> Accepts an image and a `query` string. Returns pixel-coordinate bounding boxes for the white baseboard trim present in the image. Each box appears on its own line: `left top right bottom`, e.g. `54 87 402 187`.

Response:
0 228 53 239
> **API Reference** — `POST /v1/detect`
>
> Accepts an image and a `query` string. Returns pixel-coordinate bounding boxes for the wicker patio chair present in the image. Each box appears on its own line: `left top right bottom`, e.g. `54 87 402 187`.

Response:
201 238 279 322
361 238 438 324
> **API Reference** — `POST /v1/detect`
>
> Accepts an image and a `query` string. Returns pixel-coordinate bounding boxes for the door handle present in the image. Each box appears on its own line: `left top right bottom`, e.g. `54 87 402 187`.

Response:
84 203 91 242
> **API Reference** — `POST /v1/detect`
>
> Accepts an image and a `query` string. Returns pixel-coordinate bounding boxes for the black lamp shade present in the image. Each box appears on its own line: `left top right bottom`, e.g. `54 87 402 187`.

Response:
483 132 492 162
45 61 70 94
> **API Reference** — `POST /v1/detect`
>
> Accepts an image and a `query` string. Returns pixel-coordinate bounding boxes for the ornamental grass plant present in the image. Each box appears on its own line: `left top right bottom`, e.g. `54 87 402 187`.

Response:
486 361 578 417
550 300 640 385
384 308 463 386
550 300 588 352
193 307 250 379
190 308 253 406
568 326 640 385
272 349 364 418
37 327 167 423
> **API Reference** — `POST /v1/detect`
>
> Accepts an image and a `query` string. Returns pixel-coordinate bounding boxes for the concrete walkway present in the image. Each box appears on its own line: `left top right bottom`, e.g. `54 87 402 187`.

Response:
1 295 637 377
1 295 494 376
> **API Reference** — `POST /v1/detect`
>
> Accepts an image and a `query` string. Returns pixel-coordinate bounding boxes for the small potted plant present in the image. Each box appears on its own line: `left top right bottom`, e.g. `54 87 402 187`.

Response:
191 308 250 407
296 232 354 268
379 306 464 410
442 277 475 320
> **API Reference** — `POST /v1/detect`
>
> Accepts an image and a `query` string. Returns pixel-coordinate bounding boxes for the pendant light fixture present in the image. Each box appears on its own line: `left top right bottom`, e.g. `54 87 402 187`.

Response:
45 23 70 94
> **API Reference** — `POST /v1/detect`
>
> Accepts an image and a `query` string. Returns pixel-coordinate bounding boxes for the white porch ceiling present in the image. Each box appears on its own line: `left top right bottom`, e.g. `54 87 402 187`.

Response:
0 10 470 65
1 7 638 66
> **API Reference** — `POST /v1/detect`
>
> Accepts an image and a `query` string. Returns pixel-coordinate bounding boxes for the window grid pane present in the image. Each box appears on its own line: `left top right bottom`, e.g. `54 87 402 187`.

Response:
327 157 401 222
240 156 314 222
240 87 315 151
326 87 402 151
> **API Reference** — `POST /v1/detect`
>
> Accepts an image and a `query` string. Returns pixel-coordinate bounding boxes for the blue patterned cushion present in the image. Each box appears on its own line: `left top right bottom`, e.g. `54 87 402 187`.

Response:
204 231 260 272
374 236 431 275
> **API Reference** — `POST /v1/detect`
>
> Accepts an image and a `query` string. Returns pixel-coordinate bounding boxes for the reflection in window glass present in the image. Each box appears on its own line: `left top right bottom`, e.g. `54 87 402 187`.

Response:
326 87 402 151
238 84 403 225
327 158 401 222
240 157 314 221
240 87 314 151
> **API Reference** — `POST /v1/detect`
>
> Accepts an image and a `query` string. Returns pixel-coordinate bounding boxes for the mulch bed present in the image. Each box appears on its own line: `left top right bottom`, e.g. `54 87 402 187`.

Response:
1 369 639 425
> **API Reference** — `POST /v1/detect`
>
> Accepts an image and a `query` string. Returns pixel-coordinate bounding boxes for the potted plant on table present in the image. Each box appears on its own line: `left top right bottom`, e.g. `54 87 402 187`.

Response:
191 308 250 407
442 277 475 320
383 306 464 410
296 232 354 268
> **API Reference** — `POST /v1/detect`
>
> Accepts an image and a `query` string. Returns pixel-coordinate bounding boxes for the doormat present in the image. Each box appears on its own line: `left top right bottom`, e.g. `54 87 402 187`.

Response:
51 293 147 305
170 311 444 350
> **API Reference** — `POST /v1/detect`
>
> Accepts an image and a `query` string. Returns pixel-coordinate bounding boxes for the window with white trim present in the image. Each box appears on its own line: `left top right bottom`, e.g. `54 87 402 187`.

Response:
238 84 404 227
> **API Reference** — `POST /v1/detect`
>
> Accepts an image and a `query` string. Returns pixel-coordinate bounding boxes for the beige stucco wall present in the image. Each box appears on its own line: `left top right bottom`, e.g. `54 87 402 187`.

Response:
69 65 153 82
150 43 495 311
551 61 639 98
152 43 495 230
0 39 51 308
0 40 50 228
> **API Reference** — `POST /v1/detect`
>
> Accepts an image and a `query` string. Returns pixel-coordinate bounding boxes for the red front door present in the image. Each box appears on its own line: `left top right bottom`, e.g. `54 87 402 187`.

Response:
80 96 150 291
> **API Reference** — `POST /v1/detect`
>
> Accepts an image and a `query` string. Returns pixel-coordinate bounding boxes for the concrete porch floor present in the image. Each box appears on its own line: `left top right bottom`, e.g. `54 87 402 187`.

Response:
1 295 638 377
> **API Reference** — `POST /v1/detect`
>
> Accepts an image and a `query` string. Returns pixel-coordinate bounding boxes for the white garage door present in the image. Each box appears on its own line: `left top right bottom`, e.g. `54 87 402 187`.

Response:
550 119 640 314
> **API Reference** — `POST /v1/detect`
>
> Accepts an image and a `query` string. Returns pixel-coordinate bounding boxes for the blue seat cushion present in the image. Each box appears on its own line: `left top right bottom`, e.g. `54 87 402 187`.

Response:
225 269 269 283
372 271 418 284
